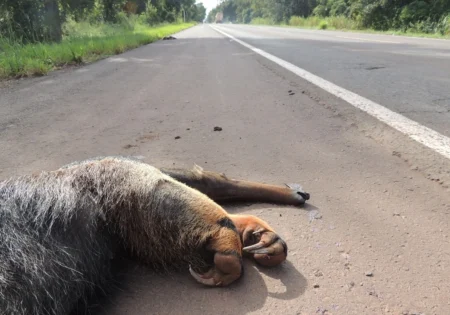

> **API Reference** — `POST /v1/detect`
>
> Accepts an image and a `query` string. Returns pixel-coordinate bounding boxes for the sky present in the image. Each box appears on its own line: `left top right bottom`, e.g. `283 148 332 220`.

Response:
196 0 220 14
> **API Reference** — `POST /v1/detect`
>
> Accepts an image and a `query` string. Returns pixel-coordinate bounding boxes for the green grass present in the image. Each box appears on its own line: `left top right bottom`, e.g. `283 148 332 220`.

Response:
250 15 450 40
250 18 277 26
0 22 195 79
336 27 450 39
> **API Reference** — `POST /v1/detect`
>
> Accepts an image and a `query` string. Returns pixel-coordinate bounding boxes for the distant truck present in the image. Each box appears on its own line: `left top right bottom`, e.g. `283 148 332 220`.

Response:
215 12 223 23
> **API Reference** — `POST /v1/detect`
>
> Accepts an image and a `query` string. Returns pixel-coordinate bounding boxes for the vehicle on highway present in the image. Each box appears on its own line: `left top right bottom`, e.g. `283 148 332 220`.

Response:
215 12 223 23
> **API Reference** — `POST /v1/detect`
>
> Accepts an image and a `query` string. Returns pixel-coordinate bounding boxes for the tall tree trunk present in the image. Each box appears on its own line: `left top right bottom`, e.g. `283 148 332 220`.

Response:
43 0 62 42
103 0 117 22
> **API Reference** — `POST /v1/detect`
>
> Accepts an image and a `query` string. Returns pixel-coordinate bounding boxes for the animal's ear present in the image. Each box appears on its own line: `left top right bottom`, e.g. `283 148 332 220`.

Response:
192 164 204 174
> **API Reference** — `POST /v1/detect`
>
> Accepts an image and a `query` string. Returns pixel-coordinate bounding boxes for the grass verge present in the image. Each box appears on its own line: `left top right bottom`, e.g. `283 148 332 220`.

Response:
250 16 450 40
0 22 195 79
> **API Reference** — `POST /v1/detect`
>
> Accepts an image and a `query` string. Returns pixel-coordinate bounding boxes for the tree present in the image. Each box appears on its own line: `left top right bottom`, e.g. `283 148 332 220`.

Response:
194 2 207 22
206 0 450 32
103 0 126 22
0 0 63 43
43 0 62 42
61 0 96 22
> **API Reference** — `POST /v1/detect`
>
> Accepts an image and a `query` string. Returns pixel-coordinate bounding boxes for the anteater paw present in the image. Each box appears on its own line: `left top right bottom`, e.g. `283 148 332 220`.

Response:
285 183 310 204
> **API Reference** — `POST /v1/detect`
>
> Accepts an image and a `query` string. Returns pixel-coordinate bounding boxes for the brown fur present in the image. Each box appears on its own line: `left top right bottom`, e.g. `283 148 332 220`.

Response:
0 155 310 315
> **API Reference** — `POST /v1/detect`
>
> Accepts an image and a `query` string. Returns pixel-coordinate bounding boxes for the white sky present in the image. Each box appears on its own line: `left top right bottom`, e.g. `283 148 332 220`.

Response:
196 0 220 14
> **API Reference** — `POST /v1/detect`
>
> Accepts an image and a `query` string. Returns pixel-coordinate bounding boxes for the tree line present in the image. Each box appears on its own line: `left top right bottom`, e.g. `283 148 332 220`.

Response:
0 0 206 43
207 0 450 33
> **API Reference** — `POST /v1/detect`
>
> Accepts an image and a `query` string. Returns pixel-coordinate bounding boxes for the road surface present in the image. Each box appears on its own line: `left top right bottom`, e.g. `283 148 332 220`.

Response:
213 24 450 138
1 24 449 315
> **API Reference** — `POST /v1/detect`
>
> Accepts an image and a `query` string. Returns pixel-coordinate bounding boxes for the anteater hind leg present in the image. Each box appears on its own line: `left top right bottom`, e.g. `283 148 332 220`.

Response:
160 165 309 267
159 165 310 205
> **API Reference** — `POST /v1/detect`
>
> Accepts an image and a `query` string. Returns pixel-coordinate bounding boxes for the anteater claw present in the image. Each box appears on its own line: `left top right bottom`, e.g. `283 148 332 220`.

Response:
189 265 217 286
188 252 242 287
243 242 266 252
242 230 288 266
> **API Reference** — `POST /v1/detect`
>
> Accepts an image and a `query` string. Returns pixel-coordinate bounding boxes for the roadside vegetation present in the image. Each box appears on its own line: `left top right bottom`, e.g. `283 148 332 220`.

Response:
208 0 450 39
0 1 205 79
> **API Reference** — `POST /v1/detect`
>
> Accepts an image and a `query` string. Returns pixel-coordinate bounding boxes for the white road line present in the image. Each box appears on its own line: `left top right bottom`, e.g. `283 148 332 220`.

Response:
335 35 400 44
210 26 450 161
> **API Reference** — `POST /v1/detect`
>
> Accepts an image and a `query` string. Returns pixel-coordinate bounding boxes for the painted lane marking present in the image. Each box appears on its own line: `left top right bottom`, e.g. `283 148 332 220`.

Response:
211 26 450 160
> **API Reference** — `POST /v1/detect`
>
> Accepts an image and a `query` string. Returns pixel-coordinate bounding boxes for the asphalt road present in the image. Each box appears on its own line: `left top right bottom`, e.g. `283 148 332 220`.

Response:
214 24 450 138
1 25 450 315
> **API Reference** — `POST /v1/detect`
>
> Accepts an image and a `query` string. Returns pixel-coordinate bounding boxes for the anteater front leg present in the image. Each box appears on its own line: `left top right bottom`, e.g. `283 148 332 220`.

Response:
159 165 307 267
188 218 244 287
114 172 245 287
159 165 310 205
180 194 245 287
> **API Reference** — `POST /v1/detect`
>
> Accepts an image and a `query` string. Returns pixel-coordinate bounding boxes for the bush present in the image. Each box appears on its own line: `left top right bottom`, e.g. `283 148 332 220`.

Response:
289 16 356 30
62 18 125 39
289 16 321 28
288 16 304 26
326 16 357 29
117 12 138 31
399 1 430 26
251 18 275 25
312 5 328 17
240 8 252 24
441 15 450 35
430 14 450 35
329 0 348 17
138 3 160 25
